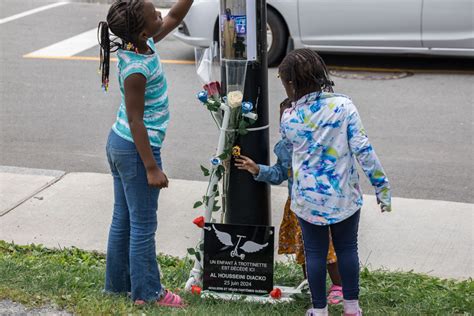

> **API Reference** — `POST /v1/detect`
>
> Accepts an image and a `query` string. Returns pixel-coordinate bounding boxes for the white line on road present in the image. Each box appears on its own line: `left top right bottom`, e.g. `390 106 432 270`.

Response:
25 28 99 58
0 2 68 25
24 9 170 58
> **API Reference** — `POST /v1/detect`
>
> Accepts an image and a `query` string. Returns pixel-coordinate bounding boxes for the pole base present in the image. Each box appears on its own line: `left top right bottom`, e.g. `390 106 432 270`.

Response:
201 285 302 303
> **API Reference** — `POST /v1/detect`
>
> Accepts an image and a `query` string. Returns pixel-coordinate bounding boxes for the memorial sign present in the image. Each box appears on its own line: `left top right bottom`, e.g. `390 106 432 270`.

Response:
203 223 274 295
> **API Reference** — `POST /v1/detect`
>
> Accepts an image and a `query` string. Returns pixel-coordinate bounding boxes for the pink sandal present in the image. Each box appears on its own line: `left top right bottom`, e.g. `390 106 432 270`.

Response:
156 290 185 308
134 290 185 308
327 284 343 305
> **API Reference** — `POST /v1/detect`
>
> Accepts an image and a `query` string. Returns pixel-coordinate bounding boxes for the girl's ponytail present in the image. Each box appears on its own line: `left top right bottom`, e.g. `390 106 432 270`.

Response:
98 0 145 91
98 21 111 91
314 54 335 93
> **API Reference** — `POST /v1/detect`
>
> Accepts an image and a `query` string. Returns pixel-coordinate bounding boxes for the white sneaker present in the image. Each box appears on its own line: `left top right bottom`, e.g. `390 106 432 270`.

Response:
343 309 362 316
306 306 328 316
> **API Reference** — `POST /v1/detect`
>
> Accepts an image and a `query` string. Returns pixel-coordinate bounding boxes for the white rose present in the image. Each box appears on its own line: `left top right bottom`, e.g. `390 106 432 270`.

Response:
227 91 243 108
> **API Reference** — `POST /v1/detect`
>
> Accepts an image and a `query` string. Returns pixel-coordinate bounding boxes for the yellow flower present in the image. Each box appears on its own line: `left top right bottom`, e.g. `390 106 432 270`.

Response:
232 146 241 157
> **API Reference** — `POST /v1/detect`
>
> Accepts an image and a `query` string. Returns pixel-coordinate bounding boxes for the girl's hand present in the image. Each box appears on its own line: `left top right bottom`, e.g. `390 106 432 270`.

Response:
235 155 260 175
147 166 169 188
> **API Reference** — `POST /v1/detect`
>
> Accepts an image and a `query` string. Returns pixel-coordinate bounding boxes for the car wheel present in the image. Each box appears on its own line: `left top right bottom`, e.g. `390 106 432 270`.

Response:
267 9 288 67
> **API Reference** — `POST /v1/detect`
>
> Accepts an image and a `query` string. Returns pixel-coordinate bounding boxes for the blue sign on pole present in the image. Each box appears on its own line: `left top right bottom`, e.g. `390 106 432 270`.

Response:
233 15 247 35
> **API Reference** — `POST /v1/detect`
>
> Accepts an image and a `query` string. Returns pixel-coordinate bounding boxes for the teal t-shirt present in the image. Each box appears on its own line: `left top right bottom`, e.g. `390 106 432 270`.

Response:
112 38 169 147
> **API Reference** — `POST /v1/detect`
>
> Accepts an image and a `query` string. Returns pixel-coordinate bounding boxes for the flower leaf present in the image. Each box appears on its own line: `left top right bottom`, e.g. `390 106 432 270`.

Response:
200 165 210 176
187 248 196 256
217 165 225 174
218 147 232 160
215 168 222 179
195 251 201 262
238 128 249 136
193 201 203 209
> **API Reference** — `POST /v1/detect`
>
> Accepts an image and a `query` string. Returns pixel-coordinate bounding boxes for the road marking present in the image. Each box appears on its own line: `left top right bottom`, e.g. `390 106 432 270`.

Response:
0 2 68 25
24 9 170 58
24 28 99 58
23 54 196 65
327 65 474 75
21 54 474 73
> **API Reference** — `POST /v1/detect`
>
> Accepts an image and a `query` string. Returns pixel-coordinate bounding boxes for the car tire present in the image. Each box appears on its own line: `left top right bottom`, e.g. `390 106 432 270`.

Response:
267 9 288 67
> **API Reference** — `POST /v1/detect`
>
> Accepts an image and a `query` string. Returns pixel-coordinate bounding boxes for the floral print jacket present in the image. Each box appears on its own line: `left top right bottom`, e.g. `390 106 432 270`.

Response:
281 92 391 225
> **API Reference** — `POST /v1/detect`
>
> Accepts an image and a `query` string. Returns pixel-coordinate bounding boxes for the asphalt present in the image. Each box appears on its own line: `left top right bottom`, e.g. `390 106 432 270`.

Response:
1 0 473 207
1 166 472 280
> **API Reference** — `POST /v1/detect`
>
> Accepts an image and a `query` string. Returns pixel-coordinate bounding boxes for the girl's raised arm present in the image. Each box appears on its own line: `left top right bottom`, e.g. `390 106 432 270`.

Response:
153 0 193 43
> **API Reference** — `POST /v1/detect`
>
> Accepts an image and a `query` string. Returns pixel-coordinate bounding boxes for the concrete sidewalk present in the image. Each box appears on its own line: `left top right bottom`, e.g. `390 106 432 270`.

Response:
0 167 472 280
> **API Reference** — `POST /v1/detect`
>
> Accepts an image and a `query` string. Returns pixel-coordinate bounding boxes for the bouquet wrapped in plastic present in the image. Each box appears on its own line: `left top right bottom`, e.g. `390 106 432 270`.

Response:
195 43 222 114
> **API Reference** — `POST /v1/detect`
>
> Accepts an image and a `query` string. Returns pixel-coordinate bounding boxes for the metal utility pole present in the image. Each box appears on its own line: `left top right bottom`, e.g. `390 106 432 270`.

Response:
220 0 270 226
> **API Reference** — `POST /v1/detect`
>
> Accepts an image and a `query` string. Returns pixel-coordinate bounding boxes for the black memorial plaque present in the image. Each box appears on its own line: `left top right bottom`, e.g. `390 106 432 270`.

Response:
203 223 274 295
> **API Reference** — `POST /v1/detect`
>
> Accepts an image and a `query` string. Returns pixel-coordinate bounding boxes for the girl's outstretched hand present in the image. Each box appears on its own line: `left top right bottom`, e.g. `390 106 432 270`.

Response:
234 155 260 175
147 167 169 188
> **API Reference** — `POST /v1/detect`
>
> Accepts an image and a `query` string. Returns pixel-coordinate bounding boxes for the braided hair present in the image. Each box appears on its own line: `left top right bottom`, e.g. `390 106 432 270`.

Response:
97 0 146 91
279 98 291 120
278 49 335 99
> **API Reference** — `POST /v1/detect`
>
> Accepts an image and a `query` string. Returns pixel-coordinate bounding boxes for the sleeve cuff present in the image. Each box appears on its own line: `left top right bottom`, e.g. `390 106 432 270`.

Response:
254 164 269 182
376 187 392 207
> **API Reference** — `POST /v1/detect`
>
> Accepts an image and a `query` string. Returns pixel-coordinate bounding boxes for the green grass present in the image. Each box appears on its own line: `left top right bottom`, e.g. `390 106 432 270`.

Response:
0 241 472 315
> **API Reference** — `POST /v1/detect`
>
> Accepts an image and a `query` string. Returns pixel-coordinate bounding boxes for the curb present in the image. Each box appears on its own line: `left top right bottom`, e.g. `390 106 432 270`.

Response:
0 166 66 217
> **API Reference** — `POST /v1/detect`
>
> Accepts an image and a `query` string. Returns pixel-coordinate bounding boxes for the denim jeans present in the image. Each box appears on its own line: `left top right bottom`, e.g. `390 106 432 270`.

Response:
298 210 361 308
105 130 163 301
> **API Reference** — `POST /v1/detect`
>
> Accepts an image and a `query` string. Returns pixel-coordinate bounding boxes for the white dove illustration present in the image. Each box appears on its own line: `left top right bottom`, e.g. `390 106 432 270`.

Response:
212 225 268 260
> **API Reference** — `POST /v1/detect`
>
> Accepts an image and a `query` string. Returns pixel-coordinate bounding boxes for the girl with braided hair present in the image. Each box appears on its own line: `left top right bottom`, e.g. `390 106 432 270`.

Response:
235 98 344 305
279 49 392 316
98 0 193 308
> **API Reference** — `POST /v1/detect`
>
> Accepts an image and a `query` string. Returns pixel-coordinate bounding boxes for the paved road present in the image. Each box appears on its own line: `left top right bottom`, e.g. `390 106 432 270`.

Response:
1 0 473 203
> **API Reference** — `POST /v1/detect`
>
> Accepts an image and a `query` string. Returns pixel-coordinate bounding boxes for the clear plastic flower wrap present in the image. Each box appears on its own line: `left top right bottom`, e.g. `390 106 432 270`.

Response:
195 43 223 118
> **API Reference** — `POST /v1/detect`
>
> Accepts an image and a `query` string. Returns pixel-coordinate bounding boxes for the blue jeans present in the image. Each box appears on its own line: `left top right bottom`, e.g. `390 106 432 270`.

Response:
105 130 163 301
298 210 361 308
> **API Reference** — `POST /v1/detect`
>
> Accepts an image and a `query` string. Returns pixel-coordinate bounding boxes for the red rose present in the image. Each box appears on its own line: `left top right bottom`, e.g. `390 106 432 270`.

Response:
270 288 282 299
204 81 221 97
193 216 205 228
191 285 202 295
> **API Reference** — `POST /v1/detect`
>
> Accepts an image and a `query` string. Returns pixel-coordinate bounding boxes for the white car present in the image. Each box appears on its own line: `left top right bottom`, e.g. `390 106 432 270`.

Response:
174 0 474 66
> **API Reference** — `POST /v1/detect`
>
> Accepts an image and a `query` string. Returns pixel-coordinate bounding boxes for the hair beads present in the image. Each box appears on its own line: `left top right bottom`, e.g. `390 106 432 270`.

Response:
97 0 146 91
